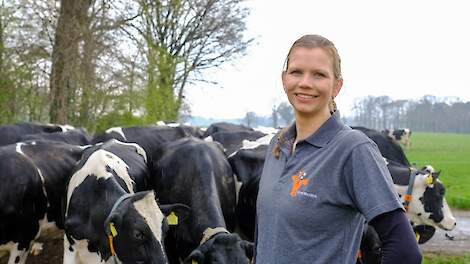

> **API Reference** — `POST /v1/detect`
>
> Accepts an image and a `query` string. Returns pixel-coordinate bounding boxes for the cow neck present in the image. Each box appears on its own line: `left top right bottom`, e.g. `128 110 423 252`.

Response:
403 169 419 211
199 227 229 245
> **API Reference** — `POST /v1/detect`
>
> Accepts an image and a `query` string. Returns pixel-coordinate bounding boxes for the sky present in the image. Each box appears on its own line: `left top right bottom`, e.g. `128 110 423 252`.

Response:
186 0 470 119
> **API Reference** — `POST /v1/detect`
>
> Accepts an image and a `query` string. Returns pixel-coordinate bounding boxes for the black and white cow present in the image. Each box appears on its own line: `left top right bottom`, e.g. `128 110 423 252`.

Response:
385 159 456 230
204 130 267 156
149 137 253 264
0 140 85 264
383 128 412 149
92 124 204 162
227 135 273 241
202 122 254 138
358 159 456 263
19 128 91 146
352 126 411 166
0 122 75 146
155 121 205 139
64 139 189 264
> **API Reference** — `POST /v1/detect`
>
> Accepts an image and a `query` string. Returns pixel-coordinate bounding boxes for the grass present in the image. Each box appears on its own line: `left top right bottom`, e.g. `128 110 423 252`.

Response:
404 132 470 209
423 253 470 264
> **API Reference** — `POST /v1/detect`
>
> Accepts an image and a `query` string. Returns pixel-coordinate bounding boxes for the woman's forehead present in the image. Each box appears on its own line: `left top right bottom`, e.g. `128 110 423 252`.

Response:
288 47 333 68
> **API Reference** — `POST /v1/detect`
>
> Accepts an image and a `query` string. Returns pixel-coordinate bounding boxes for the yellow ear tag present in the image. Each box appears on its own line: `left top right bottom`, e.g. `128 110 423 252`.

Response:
192 260 198 264
110 223 118 237
426 175 434 185
167 212 179 226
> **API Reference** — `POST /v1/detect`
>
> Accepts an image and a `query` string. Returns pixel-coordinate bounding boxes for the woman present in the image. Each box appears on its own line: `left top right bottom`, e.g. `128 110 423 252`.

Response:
254 35 421 263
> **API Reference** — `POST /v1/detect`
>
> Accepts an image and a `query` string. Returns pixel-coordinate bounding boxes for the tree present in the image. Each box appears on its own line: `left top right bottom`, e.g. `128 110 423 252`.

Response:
244 111 256 127
277 102 294 125
0 0 15 123
272 106 278 128
350 95 470 133
133 0 252 122
49 0 92 124
0 0 54 123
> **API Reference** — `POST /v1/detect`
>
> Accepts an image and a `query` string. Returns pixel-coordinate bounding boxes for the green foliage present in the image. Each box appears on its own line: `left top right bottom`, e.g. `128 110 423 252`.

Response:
423 253 470 264
144 44 180 123
94 111 146 134
405 132 470 209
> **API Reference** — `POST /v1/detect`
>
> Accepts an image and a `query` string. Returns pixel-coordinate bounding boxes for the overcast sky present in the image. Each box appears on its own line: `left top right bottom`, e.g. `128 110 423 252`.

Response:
185 0 470 119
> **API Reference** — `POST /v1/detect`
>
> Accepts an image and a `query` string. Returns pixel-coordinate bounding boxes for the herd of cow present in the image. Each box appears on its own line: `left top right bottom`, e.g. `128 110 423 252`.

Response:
0 121 457 264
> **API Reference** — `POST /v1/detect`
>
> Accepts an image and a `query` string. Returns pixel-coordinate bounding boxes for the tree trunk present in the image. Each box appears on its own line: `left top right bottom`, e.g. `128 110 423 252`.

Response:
49 0 91 124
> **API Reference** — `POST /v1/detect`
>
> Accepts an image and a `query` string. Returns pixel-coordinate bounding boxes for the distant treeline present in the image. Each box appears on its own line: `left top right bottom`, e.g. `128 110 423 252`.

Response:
347 95 470 133
230 95 470 134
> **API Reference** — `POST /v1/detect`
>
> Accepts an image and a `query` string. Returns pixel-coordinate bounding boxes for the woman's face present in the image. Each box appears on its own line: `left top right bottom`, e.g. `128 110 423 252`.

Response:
282 47 342 118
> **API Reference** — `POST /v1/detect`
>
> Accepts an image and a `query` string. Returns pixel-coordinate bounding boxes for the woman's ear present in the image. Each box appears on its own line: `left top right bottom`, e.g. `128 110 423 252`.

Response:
333 78 343 98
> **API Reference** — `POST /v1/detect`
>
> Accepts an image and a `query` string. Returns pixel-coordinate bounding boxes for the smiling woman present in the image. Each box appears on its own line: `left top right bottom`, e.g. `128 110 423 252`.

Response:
254 34 422 264
281 39 343 144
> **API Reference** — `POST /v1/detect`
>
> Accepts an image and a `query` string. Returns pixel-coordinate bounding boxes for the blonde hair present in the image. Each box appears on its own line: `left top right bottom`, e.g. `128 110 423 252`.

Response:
273 34 342 159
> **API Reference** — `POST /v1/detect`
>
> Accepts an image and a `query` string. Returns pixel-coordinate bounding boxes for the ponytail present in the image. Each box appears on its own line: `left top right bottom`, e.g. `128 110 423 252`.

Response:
272 127 290 159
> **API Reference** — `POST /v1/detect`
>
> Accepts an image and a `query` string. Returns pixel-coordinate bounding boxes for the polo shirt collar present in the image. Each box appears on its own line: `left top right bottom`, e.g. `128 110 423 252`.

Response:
279 111 344 150
304 111 344 148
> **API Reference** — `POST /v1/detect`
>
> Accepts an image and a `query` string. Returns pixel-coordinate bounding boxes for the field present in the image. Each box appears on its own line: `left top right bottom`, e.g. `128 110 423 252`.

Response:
424 253 470 264
404 132 470 209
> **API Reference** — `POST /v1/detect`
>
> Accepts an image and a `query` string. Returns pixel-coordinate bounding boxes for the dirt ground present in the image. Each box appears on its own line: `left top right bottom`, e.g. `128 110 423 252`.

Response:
2 210 469 263
0 237 63 264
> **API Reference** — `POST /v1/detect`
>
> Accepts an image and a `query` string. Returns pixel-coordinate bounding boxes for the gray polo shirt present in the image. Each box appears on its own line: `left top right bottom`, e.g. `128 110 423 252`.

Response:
255 112 402 264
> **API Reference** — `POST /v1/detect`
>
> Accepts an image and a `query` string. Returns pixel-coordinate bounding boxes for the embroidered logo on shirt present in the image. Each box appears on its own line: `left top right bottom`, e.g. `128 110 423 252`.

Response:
290 170 309 197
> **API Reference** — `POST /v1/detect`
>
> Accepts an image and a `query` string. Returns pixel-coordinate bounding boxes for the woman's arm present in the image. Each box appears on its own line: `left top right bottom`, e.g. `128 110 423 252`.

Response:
369 209 422 264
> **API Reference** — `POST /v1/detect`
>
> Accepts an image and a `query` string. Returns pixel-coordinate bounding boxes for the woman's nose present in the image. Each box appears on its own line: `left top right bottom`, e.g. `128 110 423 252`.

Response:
298 74 312 88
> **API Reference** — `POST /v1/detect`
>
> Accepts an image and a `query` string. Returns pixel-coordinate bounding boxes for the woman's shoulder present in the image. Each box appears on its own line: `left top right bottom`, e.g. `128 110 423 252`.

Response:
334 125 375 147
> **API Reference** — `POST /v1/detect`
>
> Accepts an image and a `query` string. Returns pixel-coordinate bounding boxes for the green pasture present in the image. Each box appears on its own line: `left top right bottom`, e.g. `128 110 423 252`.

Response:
424 253 470 264
404 132 470 209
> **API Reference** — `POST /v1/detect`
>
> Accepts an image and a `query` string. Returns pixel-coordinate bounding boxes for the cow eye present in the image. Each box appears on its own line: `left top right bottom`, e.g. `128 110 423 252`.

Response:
133 230 146 241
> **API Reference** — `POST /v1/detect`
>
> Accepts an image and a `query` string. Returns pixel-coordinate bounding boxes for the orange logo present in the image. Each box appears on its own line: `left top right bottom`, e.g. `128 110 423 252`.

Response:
290 171 309 197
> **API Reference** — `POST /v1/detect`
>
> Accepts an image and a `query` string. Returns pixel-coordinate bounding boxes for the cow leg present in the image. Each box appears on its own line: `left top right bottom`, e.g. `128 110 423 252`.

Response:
7 243 29 264
63 236 78 264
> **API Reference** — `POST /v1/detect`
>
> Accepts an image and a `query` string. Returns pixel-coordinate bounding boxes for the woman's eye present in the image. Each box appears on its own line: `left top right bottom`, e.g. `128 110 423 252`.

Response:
289 70 302 75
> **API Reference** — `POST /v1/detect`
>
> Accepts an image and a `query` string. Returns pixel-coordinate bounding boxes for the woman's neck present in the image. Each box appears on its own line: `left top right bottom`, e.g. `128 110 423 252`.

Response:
294 110 332 142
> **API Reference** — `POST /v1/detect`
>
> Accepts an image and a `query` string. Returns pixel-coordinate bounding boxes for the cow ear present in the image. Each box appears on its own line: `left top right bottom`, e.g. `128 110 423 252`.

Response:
104 212 123 236
160 203 191 223
183 249 204 264
425 174 434 185
432 172 440 181
240 240 254 260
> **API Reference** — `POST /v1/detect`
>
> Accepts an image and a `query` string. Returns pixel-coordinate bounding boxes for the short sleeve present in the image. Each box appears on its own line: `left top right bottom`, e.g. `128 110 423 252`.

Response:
344 142 403 221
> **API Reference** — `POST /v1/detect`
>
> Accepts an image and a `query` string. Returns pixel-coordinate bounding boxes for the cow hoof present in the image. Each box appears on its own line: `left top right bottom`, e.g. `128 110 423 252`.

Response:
30 242 44 256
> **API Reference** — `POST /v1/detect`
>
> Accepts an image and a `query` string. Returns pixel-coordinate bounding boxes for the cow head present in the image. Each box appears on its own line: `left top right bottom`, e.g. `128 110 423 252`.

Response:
392 129 405 140
183 233 253 264
104 191 190 264
405 172 456 231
